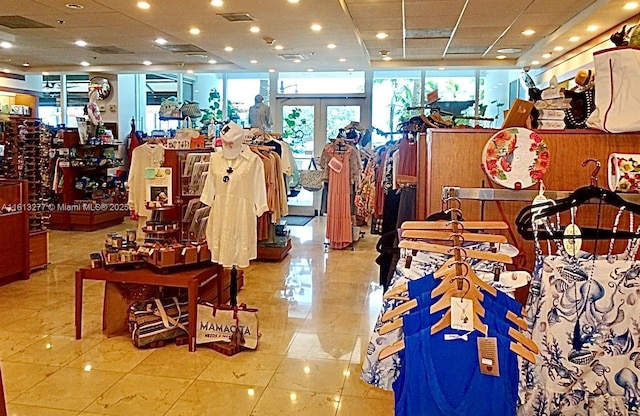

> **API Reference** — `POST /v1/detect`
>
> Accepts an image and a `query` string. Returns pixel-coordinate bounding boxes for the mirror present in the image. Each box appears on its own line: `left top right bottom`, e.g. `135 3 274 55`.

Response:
89 76 112 100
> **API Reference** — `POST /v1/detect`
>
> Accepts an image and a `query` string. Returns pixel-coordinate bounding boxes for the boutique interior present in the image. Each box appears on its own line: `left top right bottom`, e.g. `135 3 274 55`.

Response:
1 1 640 415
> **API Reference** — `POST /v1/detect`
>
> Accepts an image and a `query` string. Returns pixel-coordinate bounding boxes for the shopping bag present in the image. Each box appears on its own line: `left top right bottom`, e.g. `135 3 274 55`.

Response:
196 302 259 349
298 157 323 192
587 46 640 132
180 101 201 118
128 296 188 348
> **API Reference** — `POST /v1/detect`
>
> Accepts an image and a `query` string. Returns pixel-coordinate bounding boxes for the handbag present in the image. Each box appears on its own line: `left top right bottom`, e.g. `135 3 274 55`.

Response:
298 157 323 192
180 101 202 118
608 153 640 193
196 302 259 349
587 46 640 132
128 296 188 348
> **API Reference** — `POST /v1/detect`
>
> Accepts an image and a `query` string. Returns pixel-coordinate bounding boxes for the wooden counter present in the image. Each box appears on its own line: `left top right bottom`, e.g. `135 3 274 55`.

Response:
416 128 640 269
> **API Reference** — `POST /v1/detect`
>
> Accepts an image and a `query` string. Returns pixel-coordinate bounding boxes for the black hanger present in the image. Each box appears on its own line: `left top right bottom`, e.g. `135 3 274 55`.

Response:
516 159 640 240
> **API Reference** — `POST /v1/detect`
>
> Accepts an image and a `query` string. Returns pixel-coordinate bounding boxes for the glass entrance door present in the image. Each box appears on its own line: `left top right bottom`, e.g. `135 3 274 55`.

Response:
277 98 365 216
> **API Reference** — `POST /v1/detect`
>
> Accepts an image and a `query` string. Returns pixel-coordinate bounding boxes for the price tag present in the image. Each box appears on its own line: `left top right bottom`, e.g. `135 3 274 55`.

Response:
451 297 474 331
477 337 500 377
563 224 582 256
531 194 550 226
181 248 187 256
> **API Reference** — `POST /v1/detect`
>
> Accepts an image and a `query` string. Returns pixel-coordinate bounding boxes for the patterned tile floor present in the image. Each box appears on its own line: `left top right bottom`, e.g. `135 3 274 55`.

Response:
0 217 393 415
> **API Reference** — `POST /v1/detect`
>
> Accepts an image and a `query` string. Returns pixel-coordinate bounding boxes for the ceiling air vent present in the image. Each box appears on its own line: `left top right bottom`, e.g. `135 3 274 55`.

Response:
0 15 52 29
217 13 256 22
86 46 133 54
278 54 308 61
156 44 208 53
447 46 488 55
405 28 452 39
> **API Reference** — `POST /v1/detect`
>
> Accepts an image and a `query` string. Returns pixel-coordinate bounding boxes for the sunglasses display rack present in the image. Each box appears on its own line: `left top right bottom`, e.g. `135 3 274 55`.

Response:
0 116 51 272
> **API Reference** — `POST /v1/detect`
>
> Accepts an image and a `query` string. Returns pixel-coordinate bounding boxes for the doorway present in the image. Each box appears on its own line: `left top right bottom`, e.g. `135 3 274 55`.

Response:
275 97 365 216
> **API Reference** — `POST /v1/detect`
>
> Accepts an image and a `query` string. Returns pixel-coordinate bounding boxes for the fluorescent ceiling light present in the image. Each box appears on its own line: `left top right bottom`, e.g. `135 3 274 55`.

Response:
382 56 392 61
347 68 354 72
307 68 314 72
521 29 535 36
269 69 275 72
339 58 346 62
311 24 322 31
137 1 150 10
293 59 301 63
22 63 29 67
250 26 260 33
187 69 194 74
80 61 90 66
542 53 552 58
189 28 200 35
376 32 389 39
496 55 507 59
531 60 540 65
155 38 167 45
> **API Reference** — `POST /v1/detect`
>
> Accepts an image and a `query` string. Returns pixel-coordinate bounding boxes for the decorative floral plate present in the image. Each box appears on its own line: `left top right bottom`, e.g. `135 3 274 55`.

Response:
481 128 549 189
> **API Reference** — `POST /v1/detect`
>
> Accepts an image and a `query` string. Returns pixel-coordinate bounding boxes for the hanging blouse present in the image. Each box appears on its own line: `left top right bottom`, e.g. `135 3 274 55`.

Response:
127 144 165 218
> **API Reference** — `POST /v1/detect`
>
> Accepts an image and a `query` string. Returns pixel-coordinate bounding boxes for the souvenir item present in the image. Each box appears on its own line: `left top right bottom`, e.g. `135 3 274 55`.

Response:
608 153 640 193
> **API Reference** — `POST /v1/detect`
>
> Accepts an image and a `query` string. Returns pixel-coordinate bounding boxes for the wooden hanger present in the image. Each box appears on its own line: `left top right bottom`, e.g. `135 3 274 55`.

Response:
401 221 509 230
401 229 508 244
398 240 513 264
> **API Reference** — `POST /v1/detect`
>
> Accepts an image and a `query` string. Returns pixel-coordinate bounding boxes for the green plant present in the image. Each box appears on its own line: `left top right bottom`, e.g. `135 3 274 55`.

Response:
282 107 311 154
199 88 241 126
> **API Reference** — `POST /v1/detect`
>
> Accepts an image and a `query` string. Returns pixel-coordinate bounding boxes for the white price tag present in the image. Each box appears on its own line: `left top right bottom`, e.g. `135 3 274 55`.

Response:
563 224 582 256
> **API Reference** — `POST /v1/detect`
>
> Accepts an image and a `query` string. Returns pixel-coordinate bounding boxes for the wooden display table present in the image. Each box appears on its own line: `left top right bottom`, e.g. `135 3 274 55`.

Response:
75 264 224 351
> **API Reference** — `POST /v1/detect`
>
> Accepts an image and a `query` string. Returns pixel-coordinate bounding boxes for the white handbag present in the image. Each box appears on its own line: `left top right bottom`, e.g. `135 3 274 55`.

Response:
607 153 640 192
587 46 640 132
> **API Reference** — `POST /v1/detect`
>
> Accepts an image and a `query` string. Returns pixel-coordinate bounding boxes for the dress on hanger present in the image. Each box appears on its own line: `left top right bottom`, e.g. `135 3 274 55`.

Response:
127 143 165 237
200 145 269 268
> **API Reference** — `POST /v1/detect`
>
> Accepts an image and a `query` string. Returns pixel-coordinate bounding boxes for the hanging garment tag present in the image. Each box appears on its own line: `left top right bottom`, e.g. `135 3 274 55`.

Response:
531 194 550 226
404 255 413 269
477 337 500 377
451 297 474 331
444 332 472 342
563 224 582 256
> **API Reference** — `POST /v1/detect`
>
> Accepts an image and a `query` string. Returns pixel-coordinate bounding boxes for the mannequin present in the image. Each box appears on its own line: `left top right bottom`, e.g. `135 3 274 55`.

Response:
200 122 268 268
248 94 272 133
86 84 104 138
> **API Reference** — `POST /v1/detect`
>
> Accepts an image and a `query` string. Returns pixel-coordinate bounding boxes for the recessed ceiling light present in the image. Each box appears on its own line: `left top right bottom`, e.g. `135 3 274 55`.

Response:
307 68 314 72
587 25 599 32
143 60 152 65
189 28 200 35
250 59 258 64
0 42 12 49
274 45 284 50
269 69 275 73
382 56 392 61
210 0 223 6
65 3 84 9
624 2 639 10
347 68 354 72
569 36 580 42
250 26 260 33
311 24 322 31
22 63 29 67
496 48 521 54
496 55 507 59
137 1 150 9
42 71 49 75
224 46 233 52
327 43 337 49
155 38 168 45
80 61 90 67
74 40 87 47
208 59 217 64
2 69 10 74
293 59 301 63
339 58 347 62
542 53 552 58
521 29 536 36
376 32 389 39
553 46 564 51
531 60 540 65
288 0 299 3
187 69 194 74
438 67 445 70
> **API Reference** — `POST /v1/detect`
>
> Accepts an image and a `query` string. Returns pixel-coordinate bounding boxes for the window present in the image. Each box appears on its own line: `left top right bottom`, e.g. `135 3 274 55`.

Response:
278 71 365 95
227 73 270 127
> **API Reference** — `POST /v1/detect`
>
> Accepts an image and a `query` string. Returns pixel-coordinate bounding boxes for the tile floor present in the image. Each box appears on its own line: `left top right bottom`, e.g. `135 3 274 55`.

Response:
0 217 394 415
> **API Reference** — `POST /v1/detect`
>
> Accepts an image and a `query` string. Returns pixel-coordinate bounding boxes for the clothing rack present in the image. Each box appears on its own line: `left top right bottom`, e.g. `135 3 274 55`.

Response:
442 186 640 204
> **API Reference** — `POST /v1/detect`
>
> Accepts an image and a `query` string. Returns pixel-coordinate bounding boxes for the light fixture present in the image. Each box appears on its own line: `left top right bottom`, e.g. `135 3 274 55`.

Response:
587 25 599 32
438 67 445 70
293 59 301 63
75 40 87 47
250 26 260 33
211 0 223 6
382 56 392 61
274 45 284 50
155 38 168 45
143 60 152 65
208 59 217 64
339 58 346 62
327 43 336 49
496 48 521 54
542 53 552 58
224 46 233 52
80 61 90 66
137 1 150 9
376 32 389 39
22 63 29 67
250 59 258 64
496 55 507 59
307 68 314 72
521 29 536 36
531 60 540 65
65 3 84 9
2 69 10 74
624 2 639 10
189 28 201 35
187 69 194 74
347 68 354 72
0 41 13 49
569 36 580 42
268 69 275 73
42 71 50 76
553 46 564 51
311 24 322 31
290 393 297 401
288 0 299 3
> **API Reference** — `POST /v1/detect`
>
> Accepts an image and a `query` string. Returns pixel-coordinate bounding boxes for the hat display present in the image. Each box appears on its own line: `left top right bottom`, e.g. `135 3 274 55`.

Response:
220 122 245 159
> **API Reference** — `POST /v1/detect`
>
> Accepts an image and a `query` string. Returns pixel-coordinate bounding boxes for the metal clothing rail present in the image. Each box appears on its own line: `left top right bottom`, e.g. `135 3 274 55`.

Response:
442 186 640 204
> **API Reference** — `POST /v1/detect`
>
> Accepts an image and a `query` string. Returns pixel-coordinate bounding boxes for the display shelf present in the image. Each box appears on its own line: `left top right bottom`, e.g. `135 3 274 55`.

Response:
141 227 180 235
0 179 30 285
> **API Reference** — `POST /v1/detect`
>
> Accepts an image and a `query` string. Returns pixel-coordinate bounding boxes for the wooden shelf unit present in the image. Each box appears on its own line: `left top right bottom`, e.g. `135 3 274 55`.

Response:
0 179 30 286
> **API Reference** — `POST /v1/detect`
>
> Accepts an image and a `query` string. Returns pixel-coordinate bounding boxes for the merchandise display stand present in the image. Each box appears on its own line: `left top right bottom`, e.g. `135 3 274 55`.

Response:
0 179 30 285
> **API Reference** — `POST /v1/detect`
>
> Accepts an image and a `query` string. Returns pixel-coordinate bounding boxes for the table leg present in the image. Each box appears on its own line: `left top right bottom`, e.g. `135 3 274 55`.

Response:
0 366 7 416
75 270 83 340
188 278 197 352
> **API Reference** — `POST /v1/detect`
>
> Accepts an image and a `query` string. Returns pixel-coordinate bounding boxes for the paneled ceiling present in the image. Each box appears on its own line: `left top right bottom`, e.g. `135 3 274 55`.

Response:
0 0 636 74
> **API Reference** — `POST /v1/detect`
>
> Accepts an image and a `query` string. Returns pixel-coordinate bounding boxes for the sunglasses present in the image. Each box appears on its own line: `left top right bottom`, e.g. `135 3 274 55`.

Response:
223 166 233 183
